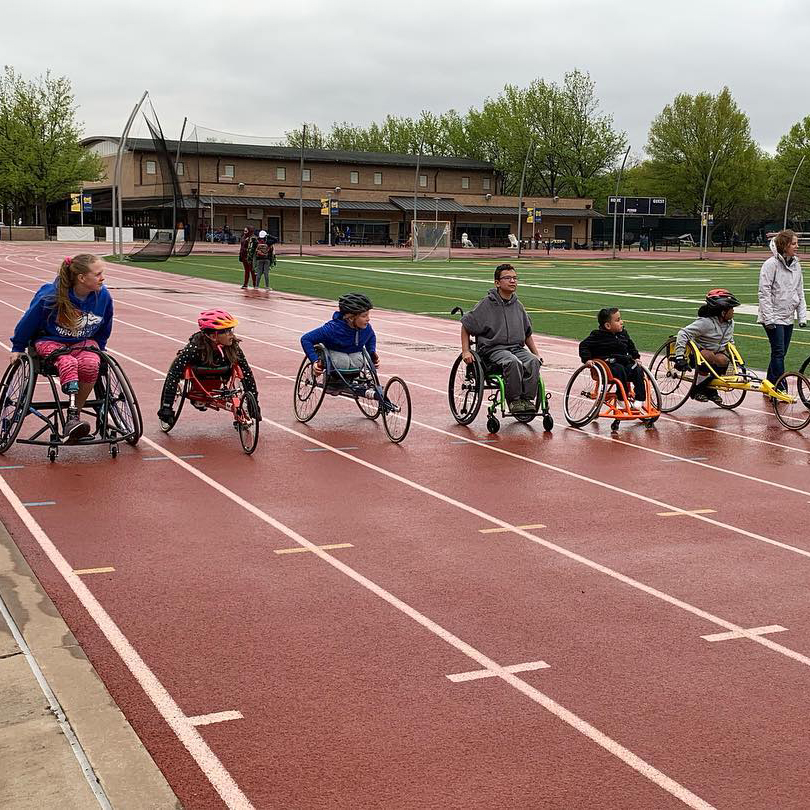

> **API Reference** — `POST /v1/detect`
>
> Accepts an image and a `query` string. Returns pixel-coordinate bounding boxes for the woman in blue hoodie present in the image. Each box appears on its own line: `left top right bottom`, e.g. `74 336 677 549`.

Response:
300 293 379 377
9 254 113 442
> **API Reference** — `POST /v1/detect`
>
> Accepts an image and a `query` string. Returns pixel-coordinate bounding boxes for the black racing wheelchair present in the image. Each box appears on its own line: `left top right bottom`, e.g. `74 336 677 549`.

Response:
448 307 553 433
0 346 142 462
293 344 412 443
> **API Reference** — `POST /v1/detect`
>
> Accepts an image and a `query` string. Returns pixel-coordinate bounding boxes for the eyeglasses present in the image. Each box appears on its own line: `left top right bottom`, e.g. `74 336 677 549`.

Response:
218 328 235 335
499 275 518 281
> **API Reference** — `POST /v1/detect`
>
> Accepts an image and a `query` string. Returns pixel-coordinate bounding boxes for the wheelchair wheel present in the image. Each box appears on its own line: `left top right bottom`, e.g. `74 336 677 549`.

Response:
293 357 326 423
160 379 190 433
381 377 411 443
236 391 260 454
563 363 606 427
355 371 381 419
772 372 810 430
0 355 35 454
650 339 696 412
639 365 662 423
448 353 484 425
102 353 142 445
715 383 746 409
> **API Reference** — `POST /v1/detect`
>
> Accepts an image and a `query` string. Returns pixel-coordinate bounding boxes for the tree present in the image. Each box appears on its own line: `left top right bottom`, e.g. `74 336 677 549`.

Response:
646 87 761 235
770 116 810 226
0 67 103 226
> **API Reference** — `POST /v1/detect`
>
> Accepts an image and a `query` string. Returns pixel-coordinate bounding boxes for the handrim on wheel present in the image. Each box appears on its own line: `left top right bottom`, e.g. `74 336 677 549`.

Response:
100 354 142 445
771 371 810 430
381 376 411 443
160 379 190 433
0 355 35 454
448 353 483 425
649 338 695 413
355 372 382 419
237 390 260 453
563 363 606 427
293 357 326 422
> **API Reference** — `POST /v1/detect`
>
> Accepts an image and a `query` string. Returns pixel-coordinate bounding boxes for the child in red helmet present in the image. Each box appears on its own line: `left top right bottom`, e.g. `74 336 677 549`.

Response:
674 289 739 404
157 309 259 424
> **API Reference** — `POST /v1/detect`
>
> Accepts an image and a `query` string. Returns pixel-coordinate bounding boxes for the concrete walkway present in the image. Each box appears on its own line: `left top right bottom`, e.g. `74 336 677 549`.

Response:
0 520 180 809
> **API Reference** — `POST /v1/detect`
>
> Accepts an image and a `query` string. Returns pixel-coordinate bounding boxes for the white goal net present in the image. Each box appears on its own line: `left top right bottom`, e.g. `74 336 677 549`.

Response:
412 220 451 261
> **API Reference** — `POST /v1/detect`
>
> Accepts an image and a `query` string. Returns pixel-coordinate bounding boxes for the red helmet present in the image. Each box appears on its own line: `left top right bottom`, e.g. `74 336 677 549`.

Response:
705 289 740 309
198 309 238 331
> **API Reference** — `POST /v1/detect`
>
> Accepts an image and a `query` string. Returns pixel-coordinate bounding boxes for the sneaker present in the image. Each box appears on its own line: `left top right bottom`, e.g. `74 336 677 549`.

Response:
690 390 709 402
63 409 91 444
508 399 524 413
240 285 247 289
520 398 537 413
706 390 723 405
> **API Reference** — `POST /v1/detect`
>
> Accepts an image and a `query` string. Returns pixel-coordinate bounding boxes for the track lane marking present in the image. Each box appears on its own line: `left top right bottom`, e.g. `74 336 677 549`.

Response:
479 523 546 534
274 543 354 555
447 660 551 683
73 567 116 575
702 625 788 643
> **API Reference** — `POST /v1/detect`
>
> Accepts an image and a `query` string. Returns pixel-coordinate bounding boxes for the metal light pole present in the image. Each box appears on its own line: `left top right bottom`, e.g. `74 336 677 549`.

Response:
784 154 806 230
328 192 332 246
412 138 424 260
210 193 214 242
299 123 306 256
611 145 631 259
516 138 535 258
698 149 721 260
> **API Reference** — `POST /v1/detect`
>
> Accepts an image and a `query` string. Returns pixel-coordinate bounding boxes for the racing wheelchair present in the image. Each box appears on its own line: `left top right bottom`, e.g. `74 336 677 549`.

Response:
0 346 142 462
158 363 260 454
650 336 810 430
293 345 412 443
563 358 661 432
448 307 553 434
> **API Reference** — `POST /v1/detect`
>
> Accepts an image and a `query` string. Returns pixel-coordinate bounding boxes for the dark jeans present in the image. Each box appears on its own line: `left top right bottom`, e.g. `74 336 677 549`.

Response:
765 324 793 383
609 361 646 401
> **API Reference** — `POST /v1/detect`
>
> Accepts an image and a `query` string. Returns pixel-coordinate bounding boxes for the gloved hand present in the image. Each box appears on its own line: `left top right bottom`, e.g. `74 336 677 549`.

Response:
673 357 690 372
800 322 807 329
157 405 174 423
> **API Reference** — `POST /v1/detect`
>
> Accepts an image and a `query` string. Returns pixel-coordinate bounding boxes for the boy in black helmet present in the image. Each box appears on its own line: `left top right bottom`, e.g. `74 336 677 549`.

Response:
674 288 739 404
300 293 379 377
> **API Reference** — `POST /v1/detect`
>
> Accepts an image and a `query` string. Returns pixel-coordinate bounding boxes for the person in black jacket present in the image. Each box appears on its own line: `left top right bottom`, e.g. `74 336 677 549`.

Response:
579 308 646 405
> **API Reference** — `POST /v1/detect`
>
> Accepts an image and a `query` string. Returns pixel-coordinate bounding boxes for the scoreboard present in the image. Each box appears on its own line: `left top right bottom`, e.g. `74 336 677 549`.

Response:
607 197 667 216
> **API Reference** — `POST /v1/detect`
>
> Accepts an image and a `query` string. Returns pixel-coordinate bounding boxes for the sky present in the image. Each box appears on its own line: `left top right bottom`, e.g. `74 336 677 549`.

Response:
3 0 806 157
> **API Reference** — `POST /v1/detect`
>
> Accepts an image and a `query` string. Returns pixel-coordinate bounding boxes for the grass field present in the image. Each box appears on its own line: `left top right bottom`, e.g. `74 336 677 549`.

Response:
115 254 810 371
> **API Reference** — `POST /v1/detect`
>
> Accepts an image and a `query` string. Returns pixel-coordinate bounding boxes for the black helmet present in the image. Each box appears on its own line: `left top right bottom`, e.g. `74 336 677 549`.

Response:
338 293 373 314
705 288 740 309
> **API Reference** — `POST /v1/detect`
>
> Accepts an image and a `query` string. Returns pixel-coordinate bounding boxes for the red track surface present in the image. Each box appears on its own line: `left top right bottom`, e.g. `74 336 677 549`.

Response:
2 242 810 809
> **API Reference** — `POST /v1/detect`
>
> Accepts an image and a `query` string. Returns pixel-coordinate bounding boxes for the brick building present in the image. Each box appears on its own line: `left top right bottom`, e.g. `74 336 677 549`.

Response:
80 138 601 248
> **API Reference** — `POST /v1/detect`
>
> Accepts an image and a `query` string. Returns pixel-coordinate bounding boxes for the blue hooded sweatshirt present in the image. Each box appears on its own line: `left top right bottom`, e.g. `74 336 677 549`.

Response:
300 311 377 362
10 280 114 352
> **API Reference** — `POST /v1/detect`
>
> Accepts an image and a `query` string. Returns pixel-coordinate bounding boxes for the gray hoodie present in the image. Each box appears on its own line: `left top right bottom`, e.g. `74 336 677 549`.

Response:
675 314 734 356
461 288 533 353
757 239 807 325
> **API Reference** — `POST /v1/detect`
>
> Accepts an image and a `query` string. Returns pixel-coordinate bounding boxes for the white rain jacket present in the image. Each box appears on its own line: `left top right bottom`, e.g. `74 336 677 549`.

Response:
757 239 807 326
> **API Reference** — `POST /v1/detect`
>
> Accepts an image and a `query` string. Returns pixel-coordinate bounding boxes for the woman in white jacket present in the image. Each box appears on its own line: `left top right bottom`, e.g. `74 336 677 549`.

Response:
758 229 807 384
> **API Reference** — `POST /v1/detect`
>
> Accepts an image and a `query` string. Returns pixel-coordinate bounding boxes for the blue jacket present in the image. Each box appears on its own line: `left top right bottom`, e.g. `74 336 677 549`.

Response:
10 280 113 352
300 312 377 362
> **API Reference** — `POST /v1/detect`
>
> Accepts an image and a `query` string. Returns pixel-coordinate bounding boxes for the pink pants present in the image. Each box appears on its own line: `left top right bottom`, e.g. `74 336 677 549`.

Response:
35 339 101 387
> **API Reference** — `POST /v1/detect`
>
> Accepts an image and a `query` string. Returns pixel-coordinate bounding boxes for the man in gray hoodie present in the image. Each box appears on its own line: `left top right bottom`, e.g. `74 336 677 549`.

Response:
460 264 542 413
758 230 807 384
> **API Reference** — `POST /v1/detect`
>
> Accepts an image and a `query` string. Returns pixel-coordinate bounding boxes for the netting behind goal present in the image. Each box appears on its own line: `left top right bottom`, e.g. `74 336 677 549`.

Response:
412 220 451 261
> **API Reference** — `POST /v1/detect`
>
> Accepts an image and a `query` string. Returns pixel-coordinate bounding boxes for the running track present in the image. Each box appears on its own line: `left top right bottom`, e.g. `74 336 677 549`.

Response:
2 243 810 809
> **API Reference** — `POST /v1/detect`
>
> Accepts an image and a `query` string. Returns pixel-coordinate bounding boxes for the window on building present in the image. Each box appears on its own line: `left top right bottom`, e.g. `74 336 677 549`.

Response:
350 171 359 184
419 174 427 188
374 172 383 185
145 160 156 175
276 167 286 180
223 164 235 178
461 176 470 189
176 161 184 176
483 177 490 190
302 168 311 181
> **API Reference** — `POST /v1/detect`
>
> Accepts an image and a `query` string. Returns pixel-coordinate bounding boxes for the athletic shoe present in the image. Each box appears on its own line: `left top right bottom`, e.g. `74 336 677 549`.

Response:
690 390 709 402
63 409 91 444
706 390 723 405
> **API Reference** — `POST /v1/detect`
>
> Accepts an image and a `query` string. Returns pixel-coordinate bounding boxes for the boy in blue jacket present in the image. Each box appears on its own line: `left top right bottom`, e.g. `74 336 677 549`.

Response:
300 293 379 378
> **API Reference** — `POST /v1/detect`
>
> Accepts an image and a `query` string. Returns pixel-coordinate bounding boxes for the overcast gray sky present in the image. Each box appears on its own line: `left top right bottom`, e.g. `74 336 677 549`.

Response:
4 0 806 155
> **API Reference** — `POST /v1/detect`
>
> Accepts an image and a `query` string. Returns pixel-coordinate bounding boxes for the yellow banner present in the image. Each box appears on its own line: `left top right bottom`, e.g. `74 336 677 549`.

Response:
70 193 81 213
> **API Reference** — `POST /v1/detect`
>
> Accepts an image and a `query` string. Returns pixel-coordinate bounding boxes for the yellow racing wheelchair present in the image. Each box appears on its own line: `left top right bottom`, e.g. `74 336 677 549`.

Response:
649 336 810 430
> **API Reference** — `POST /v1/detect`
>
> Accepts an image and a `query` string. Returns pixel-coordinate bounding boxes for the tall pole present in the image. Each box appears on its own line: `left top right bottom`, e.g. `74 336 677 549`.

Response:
113 90 148 259
611 145 631 260
698 149 721 260
210 193 214 242
80 183 84 227
328 193 332 246
299 123 306 256
412 138 423 261
784 154 806 230
516 138 534 258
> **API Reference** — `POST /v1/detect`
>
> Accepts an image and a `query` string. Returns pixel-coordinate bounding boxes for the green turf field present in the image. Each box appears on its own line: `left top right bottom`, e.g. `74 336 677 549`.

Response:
114 254 810 371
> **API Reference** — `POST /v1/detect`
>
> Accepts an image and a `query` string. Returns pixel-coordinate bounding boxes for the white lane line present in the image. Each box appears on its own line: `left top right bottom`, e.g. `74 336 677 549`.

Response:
262 419 810 673
302 446 358 453
447 660 551 683
657 509 717 518
188 711 244 727
73 567 116 576
702 625 788 643
132 434 714 810
22 501 56 507
0 476 255 810
274 543 354 555
479 524 547 534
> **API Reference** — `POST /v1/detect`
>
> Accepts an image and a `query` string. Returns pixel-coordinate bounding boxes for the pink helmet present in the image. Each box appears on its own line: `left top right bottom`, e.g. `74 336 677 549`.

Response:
198 309 238 331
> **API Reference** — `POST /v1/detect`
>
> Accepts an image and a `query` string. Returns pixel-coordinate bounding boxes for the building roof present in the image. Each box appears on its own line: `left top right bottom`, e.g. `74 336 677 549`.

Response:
462 204 603 218
83 137 494 171
389 197 469 213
